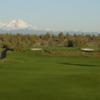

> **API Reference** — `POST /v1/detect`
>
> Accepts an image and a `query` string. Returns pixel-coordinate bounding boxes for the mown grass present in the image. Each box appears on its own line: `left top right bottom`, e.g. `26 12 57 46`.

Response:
0 49 100 100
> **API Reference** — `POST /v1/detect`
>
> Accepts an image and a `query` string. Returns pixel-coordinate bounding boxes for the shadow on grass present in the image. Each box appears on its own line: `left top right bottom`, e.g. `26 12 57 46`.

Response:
60 62 99 67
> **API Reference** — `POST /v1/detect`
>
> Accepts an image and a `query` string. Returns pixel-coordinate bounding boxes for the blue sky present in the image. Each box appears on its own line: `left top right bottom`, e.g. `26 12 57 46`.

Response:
0 0 100 32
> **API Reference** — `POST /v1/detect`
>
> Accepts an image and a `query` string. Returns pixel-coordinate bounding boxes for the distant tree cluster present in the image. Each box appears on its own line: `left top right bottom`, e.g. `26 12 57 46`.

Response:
0 32 100 51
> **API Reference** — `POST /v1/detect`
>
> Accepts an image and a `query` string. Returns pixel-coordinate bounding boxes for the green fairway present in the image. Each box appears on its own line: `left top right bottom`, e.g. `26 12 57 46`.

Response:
0 50 100 100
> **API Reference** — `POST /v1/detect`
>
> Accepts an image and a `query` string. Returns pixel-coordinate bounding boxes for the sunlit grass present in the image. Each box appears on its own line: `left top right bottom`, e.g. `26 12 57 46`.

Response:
0 49 100 100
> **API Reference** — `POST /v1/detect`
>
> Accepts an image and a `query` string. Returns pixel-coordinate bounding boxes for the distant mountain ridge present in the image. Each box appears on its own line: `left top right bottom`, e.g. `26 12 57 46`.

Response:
0 19 54 34
0 19 32 30
0 20 100 35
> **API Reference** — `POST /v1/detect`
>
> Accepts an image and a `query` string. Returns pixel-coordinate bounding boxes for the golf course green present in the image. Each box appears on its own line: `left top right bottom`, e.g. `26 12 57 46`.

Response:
0 49 100 100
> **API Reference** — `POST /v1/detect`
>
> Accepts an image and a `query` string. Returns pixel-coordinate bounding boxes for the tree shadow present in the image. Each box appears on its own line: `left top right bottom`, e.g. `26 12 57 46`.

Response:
60 62 99 67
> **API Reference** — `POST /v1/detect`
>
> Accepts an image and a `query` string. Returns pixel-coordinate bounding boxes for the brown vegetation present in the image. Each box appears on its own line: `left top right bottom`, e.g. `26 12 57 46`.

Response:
0 33 100 51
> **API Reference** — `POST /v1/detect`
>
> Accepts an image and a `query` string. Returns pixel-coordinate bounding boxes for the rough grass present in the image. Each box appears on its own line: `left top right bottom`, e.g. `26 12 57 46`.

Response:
42 47 100 57
0 49 100 100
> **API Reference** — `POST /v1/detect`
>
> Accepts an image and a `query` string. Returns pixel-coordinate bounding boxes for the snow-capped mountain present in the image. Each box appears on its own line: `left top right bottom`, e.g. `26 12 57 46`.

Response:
5 20 29 29
0 20 35 34
0 19 53 34
0 20 32 30
1 20 98 35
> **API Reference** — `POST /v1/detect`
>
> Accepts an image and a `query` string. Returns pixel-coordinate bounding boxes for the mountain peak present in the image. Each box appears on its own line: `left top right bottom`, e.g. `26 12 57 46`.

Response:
4 19 30 30
0 19 52 34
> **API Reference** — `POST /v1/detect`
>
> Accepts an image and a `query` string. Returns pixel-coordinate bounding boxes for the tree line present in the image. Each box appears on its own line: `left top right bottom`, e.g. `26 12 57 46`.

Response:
0 32 100 51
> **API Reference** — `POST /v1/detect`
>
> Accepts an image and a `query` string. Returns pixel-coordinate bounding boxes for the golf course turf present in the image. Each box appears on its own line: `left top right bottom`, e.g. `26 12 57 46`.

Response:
0 49 100 100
